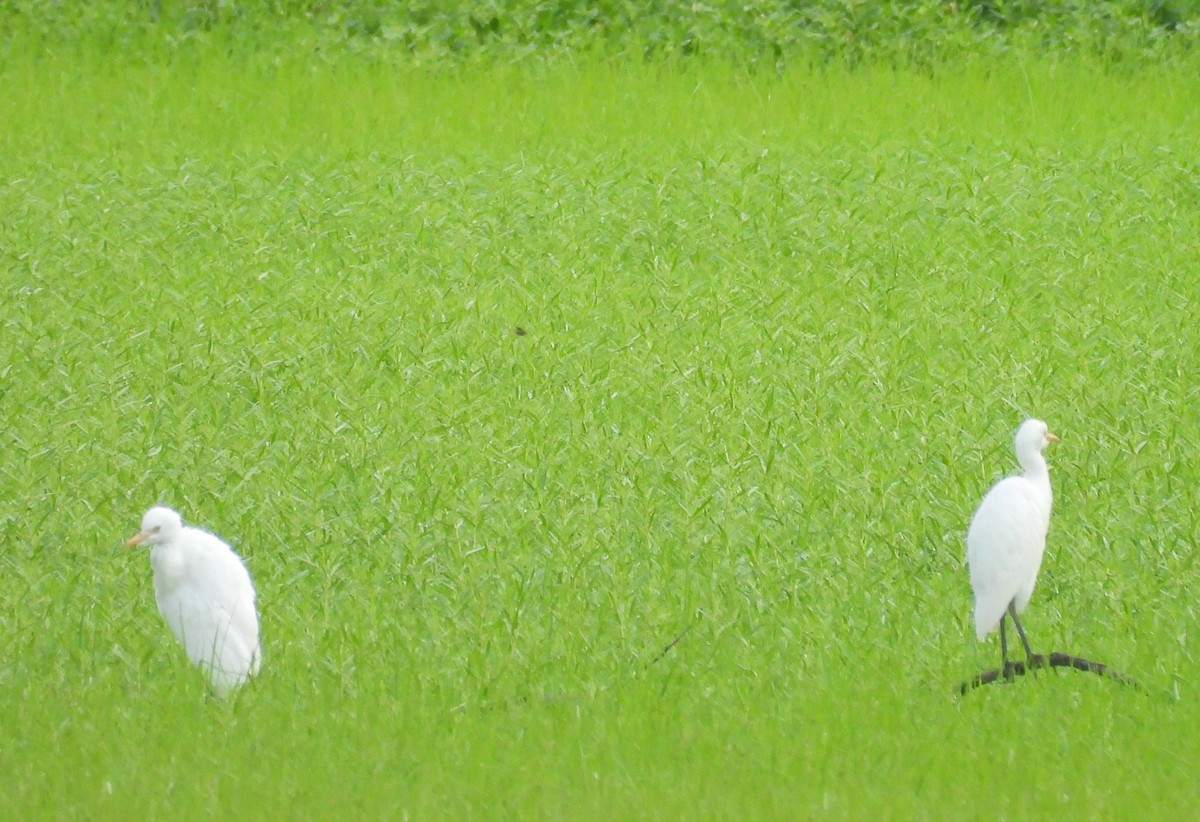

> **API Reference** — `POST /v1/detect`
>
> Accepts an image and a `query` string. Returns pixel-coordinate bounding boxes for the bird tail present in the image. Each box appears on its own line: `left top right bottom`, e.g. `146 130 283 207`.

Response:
974 599 1005 641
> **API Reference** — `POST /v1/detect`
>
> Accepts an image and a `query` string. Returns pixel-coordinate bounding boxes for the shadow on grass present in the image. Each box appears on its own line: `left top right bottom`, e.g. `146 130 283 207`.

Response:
959 652 1142 696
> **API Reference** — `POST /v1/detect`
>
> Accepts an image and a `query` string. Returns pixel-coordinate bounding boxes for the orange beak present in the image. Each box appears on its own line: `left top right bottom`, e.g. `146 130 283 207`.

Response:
124 531 149 548
1046 433 1061 443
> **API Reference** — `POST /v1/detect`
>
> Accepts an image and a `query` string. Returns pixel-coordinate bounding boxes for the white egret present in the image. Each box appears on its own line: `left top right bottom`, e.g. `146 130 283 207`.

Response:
125 506 261 694
966 418 1060 672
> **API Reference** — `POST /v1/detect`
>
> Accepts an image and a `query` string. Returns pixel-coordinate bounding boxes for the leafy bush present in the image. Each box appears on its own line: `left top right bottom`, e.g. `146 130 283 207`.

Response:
2 1 1199 67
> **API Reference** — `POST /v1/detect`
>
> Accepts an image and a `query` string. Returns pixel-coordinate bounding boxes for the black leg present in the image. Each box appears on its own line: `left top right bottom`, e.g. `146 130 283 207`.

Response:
1008 602 1034 661
1000 613 1014 680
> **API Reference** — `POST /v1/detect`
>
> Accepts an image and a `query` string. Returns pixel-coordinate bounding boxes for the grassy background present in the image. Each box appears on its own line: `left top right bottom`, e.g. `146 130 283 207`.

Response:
2 32 1200 819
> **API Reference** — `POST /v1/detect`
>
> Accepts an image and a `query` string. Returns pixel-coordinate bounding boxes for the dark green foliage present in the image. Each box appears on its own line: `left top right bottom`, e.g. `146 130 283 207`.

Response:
2 0 1198 65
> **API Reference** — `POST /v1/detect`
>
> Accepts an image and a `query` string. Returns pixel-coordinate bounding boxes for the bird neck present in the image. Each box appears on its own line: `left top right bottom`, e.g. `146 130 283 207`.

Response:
150 543 188 587
1019 452 1051 492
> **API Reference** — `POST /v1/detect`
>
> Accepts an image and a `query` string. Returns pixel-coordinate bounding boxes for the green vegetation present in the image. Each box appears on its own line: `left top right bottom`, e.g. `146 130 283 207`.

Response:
4 0 1200 66
3 9 1200 819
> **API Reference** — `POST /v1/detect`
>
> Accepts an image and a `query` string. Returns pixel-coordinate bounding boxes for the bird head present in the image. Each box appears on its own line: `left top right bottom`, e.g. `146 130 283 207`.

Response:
1016 418 1060 455
124 506 183 547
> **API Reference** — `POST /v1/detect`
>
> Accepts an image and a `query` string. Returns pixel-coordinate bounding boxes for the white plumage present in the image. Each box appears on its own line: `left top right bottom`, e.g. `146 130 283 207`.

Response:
125 506 261 694
966 418 1059 667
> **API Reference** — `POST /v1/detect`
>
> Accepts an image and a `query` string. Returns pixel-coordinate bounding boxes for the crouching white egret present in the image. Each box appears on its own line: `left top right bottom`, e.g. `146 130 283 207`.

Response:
966 418 1060 672
125 506 261 694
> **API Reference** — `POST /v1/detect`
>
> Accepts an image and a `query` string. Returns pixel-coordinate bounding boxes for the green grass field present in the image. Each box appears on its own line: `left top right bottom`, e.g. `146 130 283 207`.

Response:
3 36 1200 818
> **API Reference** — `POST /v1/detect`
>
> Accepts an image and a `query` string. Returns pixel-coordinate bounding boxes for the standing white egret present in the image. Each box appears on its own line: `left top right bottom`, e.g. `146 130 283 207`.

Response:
966 418 1060 672
125 506 261 695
